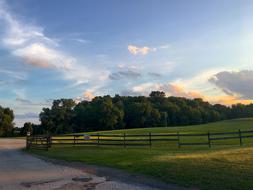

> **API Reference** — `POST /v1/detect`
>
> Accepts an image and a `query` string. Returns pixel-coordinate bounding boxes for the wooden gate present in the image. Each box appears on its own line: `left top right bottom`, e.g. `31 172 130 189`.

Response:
26 135 51 151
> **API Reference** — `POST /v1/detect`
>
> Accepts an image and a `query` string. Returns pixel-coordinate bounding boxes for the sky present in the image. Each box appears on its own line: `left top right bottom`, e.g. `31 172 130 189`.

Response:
0 0 253 127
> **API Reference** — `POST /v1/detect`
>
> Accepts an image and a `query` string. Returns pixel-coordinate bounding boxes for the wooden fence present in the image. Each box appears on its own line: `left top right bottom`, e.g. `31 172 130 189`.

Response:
26 135 51 150
26 129 253 150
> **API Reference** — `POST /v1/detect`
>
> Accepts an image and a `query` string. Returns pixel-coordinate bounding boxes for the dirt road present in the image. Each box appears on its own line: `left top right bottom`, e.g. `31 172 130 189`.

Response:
0 139 193 190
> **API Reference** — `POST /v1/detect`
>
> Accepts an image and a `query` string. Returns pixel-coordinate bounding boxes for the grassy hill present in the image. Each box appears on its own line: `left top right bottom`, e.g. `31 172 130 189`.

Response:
30 118 253 190
87 117 253 134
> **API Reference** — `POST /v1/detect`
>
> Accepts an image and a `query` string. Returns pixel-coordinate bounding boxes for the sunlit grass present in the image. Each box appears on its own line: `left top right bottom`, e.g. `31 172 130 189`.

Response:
30 118 253 190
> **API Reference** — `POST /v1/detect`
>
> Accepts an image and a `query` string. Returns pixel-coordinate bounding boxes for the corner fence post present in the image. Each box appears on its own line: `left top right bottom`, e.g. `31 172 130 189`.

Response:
149 132 152 148
239 129 242 146
177 132 180 148
208 132 211 148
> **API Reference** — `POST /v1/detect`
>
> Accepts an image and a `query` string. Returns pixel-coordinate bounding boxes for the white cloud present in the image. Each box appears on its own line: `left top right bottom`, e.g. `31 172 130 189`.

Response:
127 44 171 55
0 1 100 84
128 45 156 55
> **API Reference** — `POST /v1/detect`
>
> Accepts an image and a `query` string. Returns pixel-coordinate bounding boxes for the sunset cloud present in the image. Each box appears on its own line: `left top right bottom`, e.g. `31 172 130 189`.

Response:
83 91 94 101
128 45 156 55
0 2 99 84
130 81 253 105
209 95 253 105
209 70 253 99
127 44 171 55
131 82 204 99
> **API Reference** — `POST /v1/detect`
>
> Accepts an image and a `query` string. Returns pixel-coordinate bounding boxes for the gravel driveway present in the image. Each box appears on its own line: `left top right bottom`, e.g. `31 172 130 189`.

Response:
0 139 193 190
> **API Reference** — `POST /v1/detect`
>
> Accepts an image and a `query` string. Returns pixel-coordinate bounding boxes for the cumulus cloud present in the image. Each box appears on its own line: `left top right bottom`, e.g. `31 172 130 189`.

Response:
130 82 204 99
128 45 156 55
73 90 95 103
209 70 253 99
109 70 141 80
83 91 94 101
129 80 253 105
165 84 205 99
0 1 98 84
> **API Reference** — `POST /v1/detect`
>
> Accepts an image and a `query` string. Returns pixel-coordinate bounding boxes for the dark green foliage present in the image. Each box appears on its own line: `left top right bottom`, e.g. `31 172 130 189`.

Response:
38 91 253 134
0 106 14 136
20 122 33 136
39 99 76 134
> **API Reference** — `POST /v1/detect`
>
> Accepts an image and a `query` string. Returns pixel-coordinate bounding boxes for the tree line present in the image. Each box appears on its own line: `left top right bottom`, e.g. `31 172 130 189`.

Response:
21 91 253 136
0 106 14 137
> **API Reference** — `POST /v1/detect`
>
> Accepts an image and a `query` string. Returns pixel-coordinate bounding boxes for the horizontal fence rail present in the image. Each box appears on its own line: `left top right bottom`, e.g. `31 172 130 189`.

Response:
26 135 51 150
26 129 253 150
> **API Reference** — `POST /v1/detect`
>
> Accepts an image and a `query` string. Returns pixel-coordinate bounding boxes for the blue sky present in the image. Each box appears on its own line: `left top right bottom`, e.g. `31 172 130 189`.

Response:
0 0 253 127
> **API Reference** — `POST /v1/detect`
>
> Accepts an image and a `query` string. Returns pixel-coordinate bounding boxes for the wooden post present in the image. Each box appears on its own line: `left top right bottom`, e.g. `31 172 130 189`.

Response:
208 132 211 148
97 133 100 146
26 136 29 150
149 132 152 148
124 133 126 148
49 136 52 148
239 129 242 146
177 132 180 148
46 136 49 151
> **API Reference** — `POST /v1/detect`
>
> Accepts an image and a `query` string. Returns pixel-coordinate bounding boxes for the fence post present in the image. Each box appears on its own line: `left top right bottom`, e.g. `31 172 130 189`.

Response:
239 129 242 146
177 132 180 148
149 132 152 148
124 133 126 148
26 136 29 150
208 132 211 148
97 133 100 146
46 136 49 151
74 135 76 146
49 135 52 148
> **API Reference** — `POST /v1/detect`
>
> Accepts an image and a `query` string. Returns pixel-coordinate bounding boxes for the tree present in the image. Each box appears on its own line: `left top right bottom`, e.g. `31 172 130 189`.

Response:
149 91 166 98
20 122 33 136
36 92 253 134
124 101 152 128
40 99 76 134
0 106 14 137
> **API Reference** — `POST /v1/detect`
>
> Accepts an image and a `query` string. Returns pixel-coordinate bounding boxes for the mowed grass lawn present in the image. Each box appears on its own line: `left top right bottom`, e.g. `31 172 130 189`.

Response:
30 118 253 190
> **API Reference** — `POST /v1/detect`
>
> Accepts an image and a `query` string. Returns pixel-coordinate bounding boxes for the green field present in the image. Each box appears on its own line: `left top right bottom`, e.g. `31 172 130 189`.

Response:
30 118 253 190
